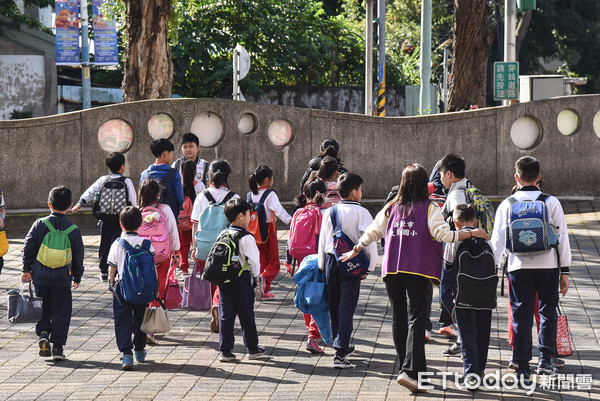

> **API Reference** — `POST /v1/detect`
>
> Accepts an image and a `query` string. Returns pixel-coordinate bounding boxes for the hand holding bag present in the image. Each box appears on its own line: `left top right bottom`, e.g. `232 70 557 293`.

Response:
8 282 42 323
163 258 183 310
182 261 211 311
556 304 573 357
141 298 171 334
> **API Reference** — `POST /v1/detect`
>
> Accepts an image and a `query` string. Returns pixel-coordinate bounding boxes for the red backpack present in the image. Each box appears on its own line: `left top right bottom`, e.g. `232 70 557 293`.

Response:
288 204 322 261
178 196 193 231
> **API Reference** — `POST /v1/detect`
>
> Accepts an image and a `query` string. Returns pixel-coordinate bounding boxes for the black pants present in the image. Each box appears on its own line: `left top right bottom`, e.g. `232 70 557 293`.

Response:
455 308 492 376
35 285 72 346
99 220 122 274
113 285 147 355
383 272 428 380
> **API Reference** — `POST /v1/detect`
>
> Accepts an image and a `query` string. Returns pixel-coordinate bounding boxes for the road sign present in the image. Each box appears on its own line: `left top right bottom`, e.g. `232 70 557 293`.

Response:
494 62 519 100
235 44 250 80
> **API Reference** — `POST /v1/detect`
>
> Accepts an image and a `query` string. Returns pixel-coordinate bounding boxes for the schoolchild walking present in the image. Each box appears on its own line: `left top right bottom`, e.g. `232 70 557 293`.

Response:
300 138 348 192
317 156 341 208
21 186 85 361
171 132 209 193
177 160 198 275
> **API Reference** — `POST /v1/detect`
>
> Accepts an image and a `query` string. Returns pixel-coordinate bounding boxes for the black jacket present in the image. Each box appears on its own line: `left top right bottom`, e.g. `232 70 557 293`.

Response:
299 156 348 193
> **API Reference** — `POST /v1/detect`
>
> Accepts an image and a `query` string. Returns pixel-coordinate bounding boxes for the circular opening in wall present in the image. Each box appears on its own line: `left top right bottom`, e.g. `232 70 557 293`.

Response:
510 116 542 150
190 111 225 147
238 113 258 134
148 113 174 140
98 119 134 153
593 111 600 139
557 109 580 136
267 119 293 146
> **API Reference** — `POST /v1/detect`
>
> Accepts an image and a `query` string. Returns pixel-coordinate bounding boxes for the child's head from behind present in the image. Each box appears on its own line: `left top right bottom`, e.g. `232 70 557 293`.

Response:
319 139 340 158
138 179 160 209
515 156 540 185
120 206 142 232
150 139 175 163
249 165 273 194
295 177 327 208
182 160 197 198
209 159 231 188
180 133 200 160
453 204 477 230
105 152 126 173
396 163 430 205
48 186 72 212
338 172 363 201
224 199 252 229
318 156 339 181
439 154 465 188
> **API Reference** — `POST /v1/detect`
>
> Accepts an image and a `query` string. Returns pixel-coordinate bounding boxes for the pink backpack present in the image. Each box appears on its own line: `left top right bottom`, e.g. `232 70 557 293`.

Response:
322 181 341 209
140 205 172 264
288 204 322 261
178 196 193 231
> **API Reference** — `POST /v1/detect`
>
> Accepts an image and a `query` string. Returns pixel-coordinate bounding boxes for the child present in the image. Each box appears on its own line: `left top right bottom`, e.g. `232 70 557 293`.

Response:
72 152 137 282
317 156 341 208
190 159 239 333
248 165 292 300
21 186 85 361
177 160 197 275
491 156 570 383
300 139 348 192
172 133 209 192
217 199 266 362
140 139 184 219
107 206 154 370
317 173 378 369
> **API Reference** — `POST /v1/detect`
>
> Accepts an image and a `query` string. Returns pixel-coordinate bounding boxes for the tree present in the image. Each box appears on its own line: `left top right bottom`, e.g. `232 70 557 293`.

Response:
0 0 52 36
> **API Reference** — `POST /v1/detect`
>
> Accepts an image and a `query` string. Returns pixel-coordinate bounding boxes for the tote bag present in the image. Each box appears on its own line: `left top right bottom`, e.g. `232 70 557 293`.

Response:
141 298 171 334
8 282 42 323
182 262 211 311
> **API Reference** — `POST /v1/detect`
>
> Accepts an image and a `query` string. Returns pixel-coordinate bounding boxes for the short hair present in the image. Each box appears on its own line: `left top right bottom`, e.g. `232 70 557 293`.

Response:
180 133 199 146
150 139 175 157
224 199 252 223
453 204 477 224
105 152 126 173
120 206 142 231
515 156 540 183
439 154 465 179
338 172 363 199
48 186 72 211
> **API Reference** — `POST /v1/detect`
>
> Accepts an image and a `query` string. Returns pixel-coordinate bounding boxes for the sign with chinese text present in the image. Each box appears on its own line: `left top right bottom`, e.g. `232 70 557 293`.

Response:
92 0 119 65
494 62 519 100
55 0 80 65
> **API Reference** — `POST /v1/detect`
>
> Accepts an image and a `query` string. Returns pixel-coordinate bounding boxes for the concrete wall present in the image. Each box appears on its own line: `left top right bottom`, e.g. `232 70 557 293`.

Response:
0 95 599 210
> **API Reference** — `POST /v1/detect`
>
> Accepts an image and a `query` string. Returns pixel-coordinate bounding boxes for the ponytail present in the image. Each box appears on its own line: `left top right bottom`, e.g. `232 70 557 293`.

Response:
138 179 161 209
249 165 273 195
181 160 197 202
293 193 307 209
317 156 338 181
303 177 327 207
249 173 259 195
208 159 231 188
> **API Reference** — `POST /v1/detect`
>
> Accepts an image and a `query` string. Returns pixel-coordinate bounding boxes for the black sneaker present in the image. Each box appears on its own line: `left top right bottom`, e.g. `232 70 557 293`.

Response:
537 358 558 376
516 368 532 386
52 346 65 361
246 346 267 359
38 336 51 357
218 350 236 362
442 341 461 355
333 355 354 369
99 273 109 282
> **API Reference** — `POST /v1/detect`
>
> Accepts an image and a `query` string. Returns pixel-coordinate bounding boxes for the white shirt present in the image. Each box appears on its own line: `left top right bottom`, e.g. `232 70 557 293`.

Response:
107 233 155 279
317 201 378 272
190 186 240 224
142 203 181 251
442 178 469 217
443 227 493 265
490 187 571 272
248 188 292 224
226 226 261 278
78 174 138 207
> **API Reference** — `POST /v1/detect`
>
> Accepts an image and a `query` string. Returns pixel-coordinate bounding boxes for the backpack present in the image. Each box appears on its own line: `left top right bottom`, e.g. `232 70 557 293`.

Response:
288 205 322 261
330 205 370 278
506 193 560 254
465 185 495 236
203 229 249 286
247 189 275 245
454 238 498 310
155 168 179 219
178 195 194 231
36 218 77 269
195 190 236 260
139 206 172 264
118 238 158 304
323 181 341 209
92 176 130 222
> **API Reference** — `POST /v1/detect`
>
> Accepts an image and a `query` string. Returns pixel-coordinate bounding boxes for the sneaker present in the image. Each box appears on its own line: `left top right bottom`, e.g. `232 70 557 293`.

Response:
442 341 461 356
516 368 532 386
537 358 558 376
218 350 237 362
99 273 109 282
306 337 323 354
397 372 426 393
146 334 156 345
210 305 219 333
52 346 65 361
254 276 264 301
551 357 565 368
134 349 147 362
38 337 51 357
346 344 355 357
464 374 480 390
333 355 353 369
122 354 133 370
263 292 275 299
425 330 431 341
439 325 458 339
508 359 518 370
246 345 267 359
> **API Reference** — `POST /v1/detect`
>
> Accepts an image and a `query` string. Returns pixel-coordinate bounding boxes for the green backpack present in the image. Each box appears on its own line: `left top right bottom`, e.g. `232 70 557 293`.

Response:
36 219 78 268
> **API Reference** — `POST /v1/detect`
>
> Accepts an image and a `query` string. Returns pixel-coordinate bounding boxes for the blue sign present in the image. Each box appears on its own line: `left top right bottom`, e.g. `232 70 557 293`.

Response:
92 0 119 65
55 0 80 65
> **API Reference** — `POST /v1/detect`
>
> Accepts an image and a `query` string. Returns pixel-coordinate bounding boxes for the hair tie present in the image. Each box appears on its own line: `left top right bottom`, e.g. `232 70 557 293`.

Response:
315 190 321 195
216 169 221 173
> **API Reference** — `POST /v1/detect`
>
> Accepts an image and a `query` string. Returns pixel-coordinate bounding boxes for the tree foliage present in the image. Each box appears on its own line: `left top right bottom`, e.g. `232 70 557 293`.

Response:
0 0 53 36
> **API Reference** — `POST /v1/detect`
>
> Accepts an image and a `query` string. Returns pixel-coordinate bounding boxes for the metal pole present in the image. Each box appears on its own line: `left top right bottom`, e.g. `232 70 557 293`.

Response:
443 48 448 112
232 49 239 100
419 0 432 114
80 0 91 109
365 0 373 115
504 0 516 105
377 0 386 117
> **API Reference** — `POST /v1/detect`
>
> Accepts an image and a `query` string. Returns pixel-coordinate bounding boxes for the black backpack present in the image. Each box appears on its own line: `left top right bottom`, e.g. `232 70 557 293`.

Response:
454 238 498 310
156 168 179 218
203 229 249 286
92 176 130 222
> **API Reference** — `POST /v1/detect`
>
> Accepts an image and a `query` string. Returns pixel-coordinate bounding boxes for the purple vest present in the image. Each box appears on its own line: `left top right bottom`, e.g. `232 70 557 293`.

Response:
382 201 444 284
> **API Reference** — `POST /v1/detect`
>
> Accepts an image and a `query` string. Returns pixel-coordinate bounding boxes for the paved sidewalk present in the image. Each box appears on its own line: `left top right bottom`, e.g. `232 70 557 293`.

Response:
0 201 599 400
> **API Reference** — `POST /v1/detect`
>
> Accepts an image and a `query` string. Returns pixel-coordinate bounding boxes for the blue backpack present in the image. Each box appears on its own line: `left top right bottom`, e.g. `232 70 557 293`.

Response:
118 238 158 304
330 205 370 278
506 193 560 254
195 190 236 260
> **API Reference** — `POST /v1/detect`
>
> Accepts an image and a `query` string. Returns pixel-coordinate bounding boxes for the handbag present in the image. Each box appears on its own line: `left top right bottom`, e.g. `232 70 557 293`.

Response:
0 231 8 257
141 298 171 334
182 261 211 311
304 268 328 308
8 282 43 323
556 304 573 357
163 258 183 310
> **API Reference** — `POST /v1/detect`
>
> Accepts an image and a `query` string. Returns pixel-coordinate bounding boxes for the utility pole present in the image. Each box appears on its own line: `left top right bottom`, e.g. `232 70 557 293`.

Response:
504 0 516 105
365 0 373 115
419 0 432 114
377 0 386 117
80 0 91 109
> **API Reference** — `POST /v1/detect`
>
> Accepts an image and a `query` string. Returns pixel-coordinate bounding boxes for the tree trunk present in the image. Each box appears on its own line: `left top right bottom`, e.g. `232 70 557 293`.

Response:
447 0 493 111
122 0 173 101
516 10 532 58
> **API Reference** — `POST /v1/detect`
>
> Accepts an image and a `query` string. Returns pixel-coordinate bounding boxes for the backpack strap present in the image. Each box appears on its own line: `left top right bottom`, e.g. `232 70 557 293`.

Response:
41 218 56 233
220 191 236 205
203 190 217 204
507 195 518 205
63 224 77 236
202 160 209 184
141 239 152 250
330 205 341 233
537 193 551 202
258 189 274 204
118 237 134 252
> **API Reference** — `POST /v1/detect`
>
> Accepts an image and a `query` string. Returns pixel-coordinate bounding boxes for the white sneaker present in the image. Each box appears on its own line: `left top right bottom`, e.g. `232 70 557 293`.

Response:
397 372 427 393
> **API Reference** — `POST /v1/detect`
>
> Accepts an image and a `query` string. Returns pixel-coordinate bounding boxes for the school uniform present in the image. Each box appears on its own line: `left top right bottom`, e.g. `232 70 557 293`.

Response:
140 163 184 218
491 186 571 367
318 200 378 357
172 156 209 189
107 233 155 355
76 173 137 275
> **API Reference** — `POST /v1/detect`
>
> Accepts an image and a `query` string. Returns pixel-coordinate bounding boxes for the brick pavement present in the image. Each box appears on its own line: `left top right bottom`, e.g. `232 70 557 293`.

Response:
0 202 599 400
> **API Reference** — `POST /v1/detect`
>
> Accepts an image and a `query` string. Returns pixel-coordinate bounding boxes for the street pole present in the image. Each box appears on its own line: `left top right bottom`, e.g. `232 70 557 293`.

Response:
443 48 448 112
80 0 91 109
232 48 239 100
504 0 516 105
377 0 386 117
365 0 373 116
419 0 432 114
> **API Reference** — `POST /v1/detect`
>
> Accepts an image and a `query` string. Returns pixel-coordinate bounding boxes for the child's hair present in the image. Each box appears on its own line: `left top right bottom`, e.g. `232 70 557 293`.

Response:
120 206 143 231
208 159 231 188
386 164 430 217
318 139 344 168
439 154 465 179
338 172 363 199
453 204 477 225
105 152 125 173
181 132 199 146
138 179 160 209
181 160 197 202
294 177 327 208
48 186 72 211
515 156 540 183
249 165 273 195
150 138 175 158
317 156 339 181
224 199 252 223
